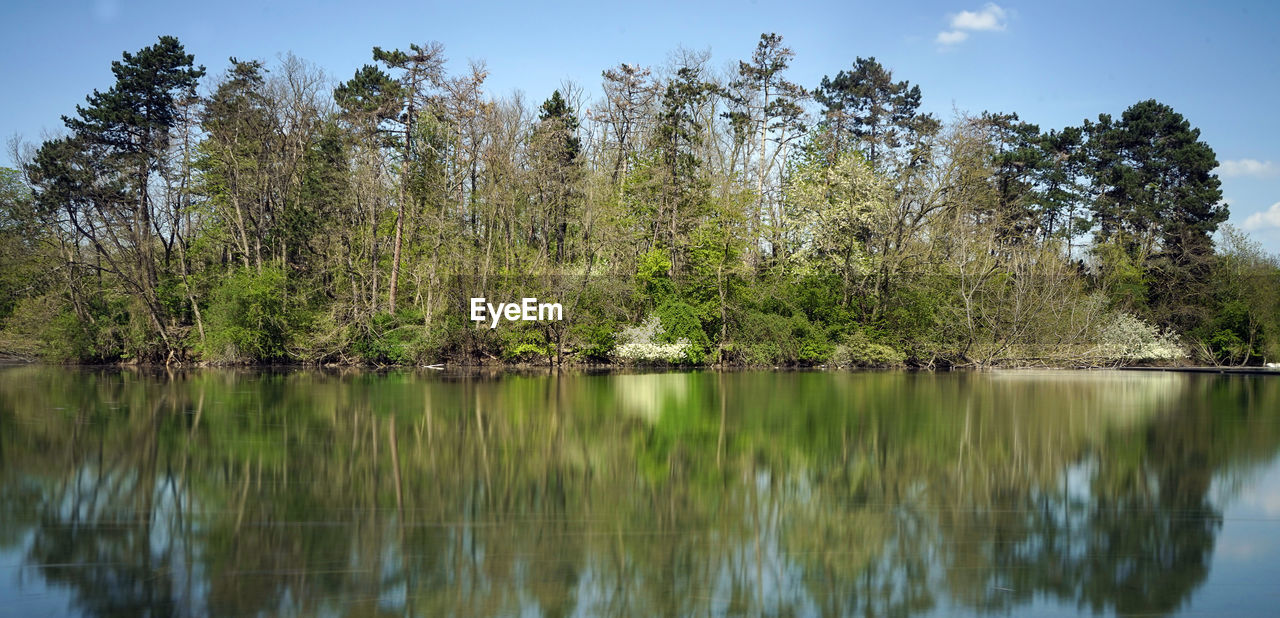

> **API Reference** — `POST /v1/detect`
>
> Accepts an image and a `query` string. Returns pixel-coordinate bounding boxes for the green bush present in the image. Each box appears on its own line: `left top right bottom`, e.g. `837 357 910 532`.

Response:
831 329 907 367
656 299 711 364
727 310 794 366
345 308 454 365
636 248 674 304
4 294 102 362
202 267 304 363
798 325 836 364
4 292 136 363
500 326 551 363
572 319 618 361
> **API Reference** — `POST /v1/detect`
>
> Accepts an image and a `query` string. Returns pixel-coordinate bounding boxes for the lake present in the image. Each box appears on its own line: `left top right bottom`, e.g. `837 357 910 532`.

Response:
2 367 1279 616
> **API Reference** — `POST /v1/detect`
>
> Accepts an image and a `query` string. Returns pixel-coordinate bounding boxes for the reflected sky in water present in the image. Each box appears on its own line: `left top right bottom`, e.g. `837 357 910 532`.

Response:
1 367 1279 616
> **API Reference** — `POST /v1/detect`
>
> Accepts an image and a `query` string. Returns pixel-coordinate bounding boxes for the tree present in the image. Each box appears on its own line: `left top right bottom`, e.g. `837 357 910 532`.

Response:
1031 126 1088 252
785 137 889 307
8 36 1278 368
973 111 1044 244
372 43 446 312
530 90 583 263
1085 100 1227 328
28 36 204 360
635 59 713 276
0 167 42 322
56 35 205 358
1086 100 1225 251
814 57 932 171
1196 227 1280 365
334 64 402 314
725 33 808 263
598 63 657 185
199 58 274 270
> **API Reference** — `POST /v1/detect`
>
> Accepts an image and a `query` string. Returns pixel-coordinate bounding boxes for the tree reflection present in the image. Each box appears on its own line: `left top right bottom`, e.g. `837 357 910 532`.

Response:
0 367 1278 616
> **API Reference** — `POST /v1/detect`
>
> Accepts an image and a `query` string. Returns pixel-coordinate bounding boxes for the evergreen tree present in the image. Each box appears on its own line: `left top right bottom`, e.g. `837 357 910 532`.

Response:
1085 100 1227 329
814 57 933 170
49 36 204 358
531 90 583 263
976 111 1044 243
725 33 807 263
1086 100 1225 251
651 65 712 276
198 58 273 269
1032 126 1088 251
371 43 445 312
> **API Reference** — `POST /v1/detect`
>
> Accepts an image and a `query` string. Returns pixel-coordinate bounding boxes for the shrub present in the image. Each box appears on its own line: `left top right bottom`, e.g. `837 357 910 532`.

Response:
615 315 692 364
500 326 551 363
202 267 303 363
1095 312 1186 362
572 319 618 362
726 310 794 366
2 292 136 362
831 329 907 367
654 299 711 363
635 248 674 303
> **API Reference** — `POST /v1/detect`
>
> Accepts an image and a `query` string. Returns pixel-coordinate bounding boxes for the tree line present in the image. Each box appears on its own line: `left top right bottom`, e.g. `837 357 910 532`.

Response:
1 34 1277 366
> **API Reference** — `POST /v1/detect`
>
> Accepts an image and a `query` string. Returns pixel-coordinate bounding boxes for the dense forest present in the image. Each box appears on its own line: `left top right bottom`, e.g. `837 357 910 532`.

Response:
1 34 1277 367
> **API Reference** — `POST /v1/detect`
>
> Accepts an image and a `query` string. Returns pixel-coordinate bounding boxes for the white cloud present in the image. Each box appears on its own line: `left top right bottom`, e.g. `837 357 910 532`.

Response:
1243 202 1280 231
1219 159 1279 178
950 3 1008 31
936 3 1008 47
935 30 970 45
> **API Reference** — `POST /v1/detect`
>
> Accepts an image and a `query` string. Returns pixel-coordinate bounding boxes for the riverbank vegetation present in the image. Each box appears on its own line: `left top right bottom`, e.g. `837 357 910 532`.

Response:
2 35 1277 366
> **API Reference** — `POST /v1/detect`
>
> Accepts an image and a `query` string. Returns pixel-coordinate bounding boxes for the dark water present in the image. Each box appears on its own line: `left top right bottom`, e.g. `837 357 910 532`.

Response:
2 367 1279 617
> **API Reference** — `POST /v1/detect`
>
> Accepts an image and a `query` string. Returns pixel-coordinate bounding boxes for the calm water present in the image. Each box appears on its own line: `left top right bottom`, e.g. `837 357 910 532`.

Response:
2 367 1279 617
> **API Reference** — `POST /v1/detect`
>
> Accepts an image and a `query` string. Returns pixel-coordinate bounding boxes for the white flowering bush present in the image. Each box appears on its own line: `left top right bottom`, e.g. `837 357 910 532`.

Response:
1096 312 1187 362
614 315 692 364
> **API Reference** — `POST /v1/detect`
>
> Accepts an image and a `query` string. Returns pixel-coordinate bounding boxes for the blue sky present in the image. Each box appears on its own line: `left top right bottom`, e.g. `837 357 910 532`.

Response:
3 0 1278 251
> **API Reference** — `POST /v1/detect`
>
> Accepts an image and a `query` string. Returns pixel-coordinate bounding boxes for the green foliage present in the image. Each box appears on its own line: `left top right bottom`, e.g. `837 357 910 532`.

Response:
1086 100 1226 333
7 37 1278 370
725 309 800 366
831 329 907 367
571 319 618 362
798 324 837 364
0 167 42 323
655 299 711 364
636 248 674 303
3 293 127 363
500 326 551 363
1091 240 1148 311
64 35 205 160
876 279 952 360
784 138 887 299
1087 101 1226 246
203 267 303 363
1191 228 1280 364
814 56 933 170
344 310 450 366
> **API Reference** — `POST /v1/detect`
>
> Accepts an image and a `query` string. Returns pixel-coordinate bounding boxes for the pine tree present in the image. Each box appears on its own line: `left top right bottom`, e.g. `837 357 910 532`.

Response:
814 57 932 171
1085 100 1227 329
56 35 205 358
531 90 582 263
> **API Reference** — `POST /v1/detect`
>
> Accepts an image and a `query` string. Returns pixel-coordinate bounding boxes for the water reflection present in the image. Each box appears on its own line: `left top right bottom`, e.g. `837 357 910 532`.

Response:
1 368 1278 616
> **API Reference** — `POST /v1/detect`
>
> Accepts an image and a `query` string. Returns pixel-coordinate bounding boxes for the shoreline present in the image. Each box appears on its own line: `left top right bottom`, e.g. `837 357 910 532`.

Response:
2 359 1277 375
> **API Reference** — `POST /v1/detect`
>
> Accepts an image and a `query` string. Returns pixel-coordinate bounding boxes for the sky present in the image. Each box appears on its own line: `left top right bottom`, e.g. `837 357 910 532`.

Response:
2 0 1278 251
